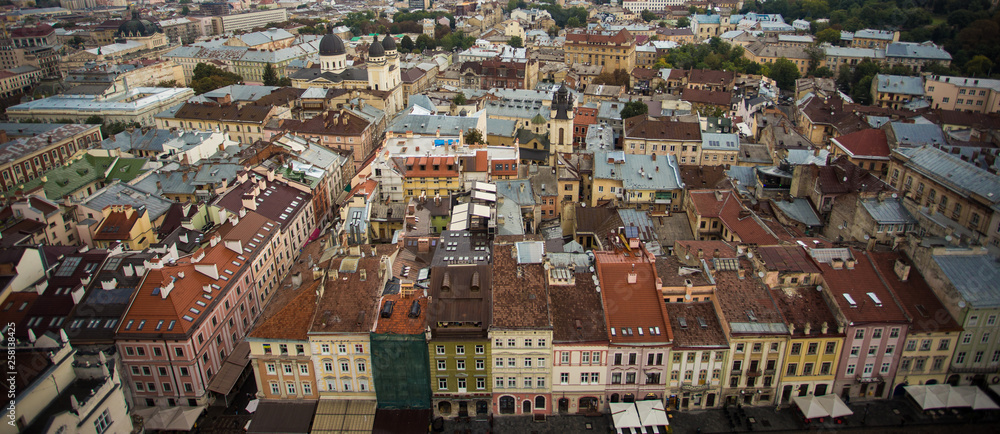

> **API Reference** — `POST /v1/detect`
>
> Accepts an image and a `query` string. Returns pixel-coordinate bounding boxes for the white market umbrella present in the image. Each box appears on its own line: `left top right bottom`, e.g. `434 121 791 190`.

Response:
792 395 827 419
246 399 260 413
954 386 1000 410
905 385 946 410
814 394 853 418
610 402 642 431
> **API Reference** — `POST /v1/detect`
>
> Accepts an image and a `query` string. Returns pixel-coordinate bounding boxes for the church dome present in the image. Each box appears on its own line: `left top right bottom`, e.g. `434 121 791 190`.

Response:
319 33 346 56
116 11 160 38
381 35 396 51
368 40 385 58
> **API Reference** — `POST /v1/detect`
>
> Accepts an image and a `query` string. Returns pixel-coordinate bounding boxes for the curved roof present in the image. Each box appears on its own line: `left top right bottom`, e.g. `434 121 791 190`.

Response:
368 40 385 57
381 35 396 51
117 11 159 38
318 33 345 56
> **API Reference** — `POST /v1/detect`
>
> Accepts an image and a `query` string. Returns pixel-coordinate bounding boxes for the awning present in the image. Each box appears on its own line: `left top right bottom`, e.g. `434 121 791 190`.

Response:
905 385 947 410
311 399 377 434
208 341 251 394
134 405 206 431
248 401 318 434
792 395 827 419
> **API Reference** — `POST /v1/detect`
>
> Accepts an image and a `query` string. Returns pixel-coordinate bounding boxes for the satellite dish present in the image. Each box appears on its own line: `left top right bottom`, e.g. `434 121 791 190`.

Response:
685 254 690 260
747 252 754 259
863 234 870 240
958 300 967 308
891 193 898 198
757 271 764 278
816 285 823 292
945 235 953 242
685 293 692 300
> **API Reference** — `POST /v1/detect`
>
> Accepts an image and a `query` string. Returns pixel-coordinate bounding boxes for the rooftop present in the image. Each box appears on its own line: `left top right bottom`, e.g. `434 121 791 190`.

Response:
491 243 551 329
664 302 729 348
932 253 1000 309
712 258 788 335
871 251 961 333
594 245 672 345
811 248 908 324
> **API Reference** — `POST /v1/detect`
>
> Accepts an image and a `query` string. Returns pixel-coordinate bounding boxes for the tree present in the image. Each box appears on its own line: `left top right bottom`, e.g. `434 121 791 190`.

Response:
965 55 995 77
851 75 874 105
181 6 189 15
464 128 484 145
156 80 178 87
85 115 103 125
620 100 648 119
191 63 243 94
676 17 690 28
262 63 278 86
452 93 467 105
401 35 415 51
815 28 840 45
641 10 657 22
508 36 523 48
415 33 434 50
566 16 581 28
548 26 560 37
277 77 292 87
767 57 801 91
812 66 834 78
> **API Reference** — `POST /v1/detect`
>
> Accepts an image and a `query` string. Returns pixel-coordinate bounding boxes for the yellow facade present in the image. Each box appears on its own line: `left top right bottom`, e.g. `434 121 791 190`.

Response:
309 335 376 399
404 177 462 199
777 337 842 403
249 339 318 400
724 337 786 406
895 332 957 387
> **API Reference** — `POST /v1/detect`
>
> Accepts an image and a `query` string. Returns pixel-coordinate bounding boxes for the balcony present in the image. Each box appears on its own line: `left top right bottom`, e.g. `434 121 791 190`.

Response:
855 374 883 383
746 370 762 377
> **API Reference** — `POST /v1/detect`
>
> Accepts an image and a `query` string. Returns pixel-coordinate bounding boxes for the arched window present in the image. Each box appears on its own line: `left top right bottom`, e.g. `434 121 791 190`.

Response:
534 395 546 410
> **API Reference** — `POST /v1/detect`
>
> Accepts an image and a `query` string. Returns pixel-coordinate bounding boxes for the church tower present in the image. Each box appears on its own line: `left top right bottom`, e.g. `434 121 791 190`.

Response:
548 84 575 161
366 37 388 91
319 32 348 74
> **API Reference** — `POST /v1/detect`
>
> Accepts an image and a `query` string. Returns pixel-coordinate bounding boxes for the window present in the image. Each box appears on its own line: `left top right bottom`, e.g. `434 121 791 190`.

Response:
477 378 485 389
791 343 801 355
355 344 364 353
495 338 503 348
561 373 569 384
324 361 333 372
938 340 950 351
438 378 447 390
628 353 637 365
807 343 818 355
846 364 855 375
920 339 932 351
538 339 546 347
299 364 309 375
825 342 837 355
820 362 831 375
736 343 745 353
872 329 882 339
880 363 890 374
476 359 484 370
508 377 516 388
786 363 797 376
982 333 991 344
495 377 504 388
855 329 864 339
457 378 466 389
612 373 622 384
561 352 570 364
993 351 1000 363
988 315 997 326
283 364 293 375
538 358 546 368
962 333 973 344
862 363 873 375
270 382 280 394
885 345 895 355
321 344 330 354
476 345 484 354
889 328 899 338
438 360 447 370
583 352 591 364
803 363 813 376
868 346 877 356
357 361 366 373
456 345 465 355
752 343 762 353
287 382 296 395
303 383 312 395
850 346 860 357
956 352 967 364
436 345 445 355
266 363 276 374
341 361 350 372
906 340 917 351
263 344 272 355
457 360 466 370
508 338 515 347
974 351 985 363
94 409 112 434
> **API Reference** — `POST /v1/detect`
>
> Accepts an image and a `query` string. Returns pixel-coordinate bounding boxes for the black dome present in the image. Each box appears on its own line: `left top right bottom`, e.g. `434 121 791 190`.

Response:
368 40 385 58
381 35 396 51
319 34 346 56
116 11 159 38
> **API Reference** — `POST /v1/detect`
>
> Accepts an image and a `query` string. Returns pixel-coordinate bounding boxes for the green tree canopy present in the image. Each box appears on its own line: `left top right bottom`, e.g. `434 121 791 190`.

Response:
452 93 467 105
191 63 243 95
401 35 415 51
767 57 801 91
620 100 648 119
464 128 484 145
262 63 278 86
508 35 523 48
676 17 690 28
641 10 657 22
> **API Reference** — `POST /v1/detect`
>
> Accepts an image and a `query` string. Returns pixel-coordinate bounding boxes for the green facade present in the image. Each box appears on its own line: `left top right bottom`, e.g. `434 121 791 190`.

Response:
371 333 432 409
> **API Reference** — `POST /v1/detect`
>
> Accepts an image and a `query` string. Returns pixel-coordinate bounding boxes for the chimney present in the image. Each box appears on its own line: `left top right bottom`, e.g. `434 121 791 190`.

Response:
434 194 441 206
845 258 856 269
738 268 746 280
813 147 821 157
831 258 844 269
714 190 723 201
182 172 188 182
893 259 911 282
627 272 638 284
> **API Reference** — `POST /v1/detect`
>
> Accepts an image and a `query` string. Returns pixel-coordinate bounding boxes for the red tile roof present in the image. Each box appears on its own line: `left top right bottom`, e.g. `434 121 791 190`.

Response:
688 190 779 245
401 156 458 178
491 244 551 329
814 248 908 324
93 206 142 241
248 237 327 340
832 129 890 159
374 294 428 334
594 246 672 344
681 88 733 106
757 246 820 273
550 271 608 343
712 258 787 334
663 301 728 348
870 251 961 333
771 286 843 338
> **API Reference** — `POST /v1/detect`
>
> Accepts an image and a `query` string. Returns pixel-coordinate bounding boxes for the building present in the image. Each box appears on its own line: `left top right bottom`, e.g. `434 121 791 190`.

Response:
591 151 683 212
713 257 789 406
0 123 102 193
887 146 1000 248
92 204 157 250
490 241 553 415
563 29 637 75
872 252 961 391
814 248 909 400
280 109 378 170
400 156 461 200
116 212 279 408
847 29 899 49
830 129 891 177
290 34 404 115
210 9 289 34
684 190 780 245
924 75 1000 113
156 101 282 145
5 334 134 434
871 74 925 110
427 230 493 418
622 115 703 165
755 246 844 403
594 240 673 406
7 87 194 126
663 301 729 410
548 252 608 414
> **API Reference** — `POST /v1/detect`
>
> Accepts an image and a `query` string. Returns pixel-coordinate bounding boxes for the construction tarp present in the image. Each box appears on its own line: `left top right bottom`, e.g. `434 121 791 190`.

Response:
370 333 431 409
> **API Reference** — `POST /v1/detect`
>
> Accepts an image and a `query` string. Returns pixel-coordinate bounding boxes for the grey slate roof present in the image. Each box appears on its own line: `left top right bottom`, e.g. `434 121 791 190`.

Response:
487 118 518 138
495 180 535 206
701 132 739 151
201 85 281 102
887 122 946 147
885 42 951 61
933 254 1000 308
83 183 175 221
388 113 481 135
875 74 924 96
594 151 683 191
895 146 1000 206
860 198 916 224
773 198 822 227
